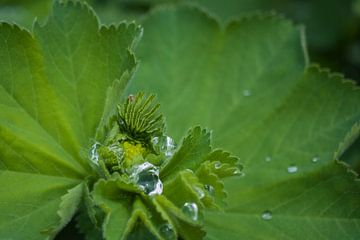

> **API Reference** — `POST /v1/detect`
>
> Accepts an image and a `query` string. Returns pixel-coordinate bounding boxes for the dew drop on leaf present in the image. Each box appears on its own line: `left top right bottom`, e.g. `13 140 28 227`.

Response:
242 89 252 97
311 156 320 163
287 165 298 173
159 223 176 240
261 210 272 220
129 162 163 196
214 162 221 169
151 136 159 145
90 142 100 165
108 143 124 159
182 202 199 221
161 136 176 157
204 184 215 196
265 156 272 162
193 186 205 199
233 169 244 176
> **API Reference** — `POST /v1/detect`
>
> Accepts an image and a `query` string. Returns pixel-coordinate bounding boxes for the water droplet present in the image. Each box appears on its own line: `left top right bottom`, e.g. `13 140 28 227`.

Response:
261 210 272 220
159 223 176 240
287 165 298 174
233 169 243 176
312 156 320 163
161 136 176 157
204 184 215 196
214 162 221 169
90 142 100 165
130 162 163 196
108 143 124 159
151 136 159 145
193 186 205 199
243 89 252 97
265 156 272 162
182 202 198 221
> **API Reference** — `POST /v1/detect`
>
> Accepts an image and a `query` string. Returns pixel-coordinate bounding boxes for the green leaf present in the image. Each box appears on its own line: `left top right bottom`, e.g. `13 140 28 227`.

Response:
205 162 360 239
92 178 133 240
129 6 360 238
0 170 81 240
161 126 211 179
0 1 140 238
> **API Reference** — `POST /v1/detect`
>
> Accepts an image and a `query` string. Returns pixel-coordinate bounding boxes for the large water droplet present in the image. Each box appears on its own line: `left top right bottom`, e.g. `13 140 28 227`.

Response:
265 156 272 162
182 202 198 221
159 223 176 240
204 184 215 196
311 156 320 163
287 165 298 174
90 142 100 165
243 89 252 97
261 210 272 220
161 136 176 157
193 186 205 199
130 162 163 196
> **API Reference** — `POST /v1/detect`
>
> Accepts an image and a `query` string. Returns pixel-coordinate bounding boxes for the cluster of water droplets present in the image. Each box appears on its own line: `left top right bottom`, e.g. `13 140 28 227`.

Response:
262 154 321 174
129 162 163 196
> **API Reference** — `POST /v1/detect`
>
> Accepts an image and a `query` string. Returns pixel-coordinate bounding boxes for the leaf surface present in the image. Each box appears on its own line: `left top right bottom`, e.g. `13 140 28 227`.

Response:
129 6 360 239
0 1 139 238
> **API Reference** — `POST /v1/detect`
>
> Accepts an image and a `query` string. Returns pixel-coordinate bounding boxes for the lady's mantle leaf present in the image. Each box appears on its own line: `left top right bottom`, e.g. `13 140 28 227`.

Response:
161 126 211 179
129 6 360 239
0 1 140 239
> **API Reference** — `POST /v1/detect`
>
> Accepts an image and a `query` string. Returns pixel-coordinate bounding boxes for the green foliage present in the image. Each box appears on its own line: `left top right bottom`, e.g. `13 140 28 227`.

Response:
0 1 140 238
0 1 359 240
129 6 360 239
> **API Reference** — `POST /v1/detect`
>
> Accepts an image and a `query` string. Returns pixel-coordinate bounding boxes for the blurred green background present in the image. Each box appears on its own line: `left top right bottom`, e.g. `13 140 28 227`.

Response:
0 0 359 238
1 0 359 82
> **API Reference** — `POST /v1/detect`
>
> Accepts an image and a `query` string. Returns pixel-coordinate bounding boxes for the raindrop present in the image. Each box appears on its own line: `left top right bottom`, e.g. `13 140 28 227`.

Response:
214 162 221 169
233 169 243 176
204 184 215 196
261 210 272 220
243 89 252 97
265 156 272 162
108 143 124 159
287 165 298 174
90 142 100 165
159 223 176 240
182 202 198 221
130 162 163 196
193 186 205 199
151 136 159 145
311 156 320 163
161 136 176 157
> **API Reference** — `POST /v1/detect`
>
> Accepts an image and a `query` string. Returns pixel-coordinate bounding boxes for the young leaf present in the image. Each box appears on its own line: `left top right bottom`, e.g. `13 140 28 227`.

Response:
129 6 360 238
